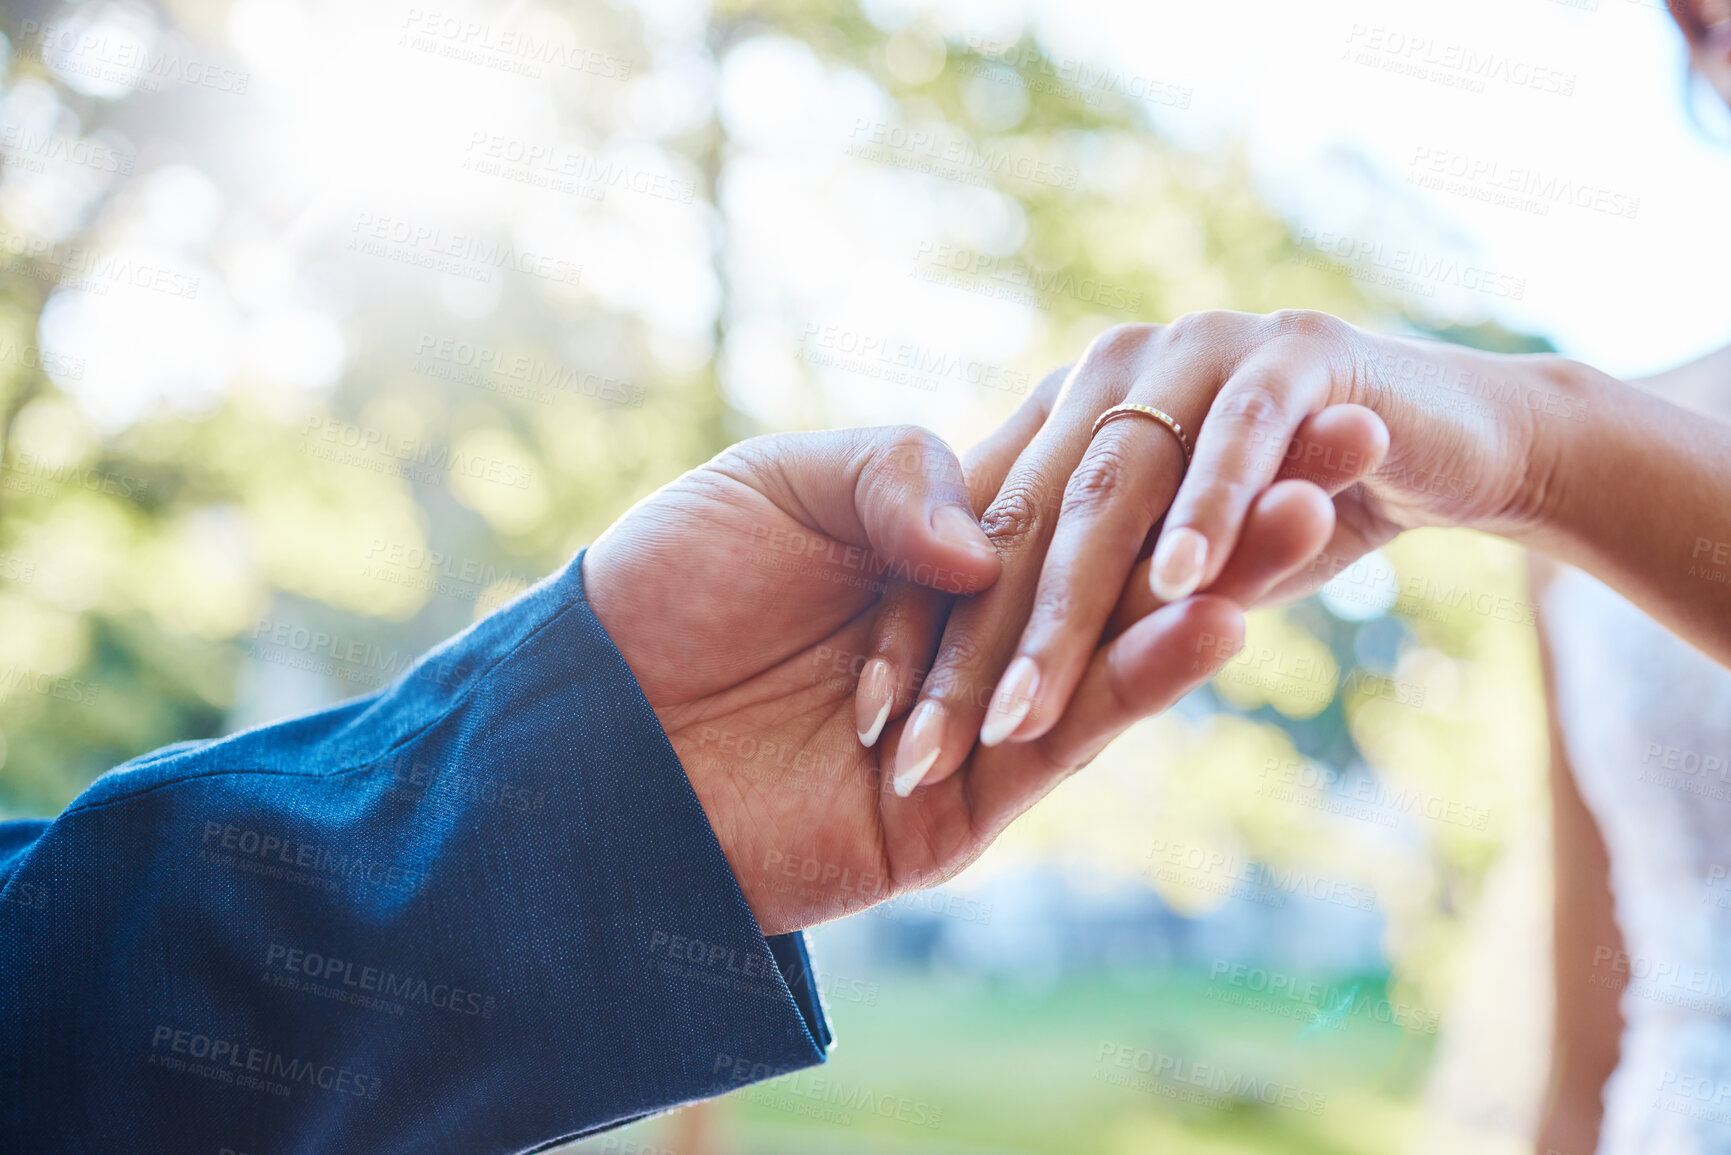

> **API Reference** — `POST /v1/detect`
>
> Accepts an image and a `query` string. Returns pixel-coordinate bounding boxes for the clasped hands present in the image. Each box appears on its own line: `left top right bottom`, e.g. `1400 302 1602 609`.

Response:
586 311 1570 933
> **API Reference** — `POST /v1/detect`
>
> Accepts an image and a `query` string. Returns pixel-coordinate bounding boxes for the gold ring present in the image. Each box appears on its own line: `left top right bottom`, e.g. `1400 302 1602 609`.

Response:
1090 403 1193 464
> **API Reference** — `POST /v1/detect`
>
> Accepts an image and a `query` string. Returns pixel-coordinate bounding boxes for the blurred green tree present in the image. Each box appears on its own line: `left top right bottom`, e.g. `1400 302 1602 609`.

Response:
0 0 1547 1078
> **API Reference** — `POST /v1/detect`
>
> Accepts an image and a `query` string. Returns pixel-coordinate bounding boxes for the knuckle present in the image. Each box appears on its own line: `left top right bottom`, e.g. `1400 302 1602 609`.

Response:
879 423 944 478
1077 323 1160 378
1220 382 1285 428
1062 443 1133 517
934 629 985 674
1267 308 1342 341
1092 322 1160 358
1030 581 1081 630
1168 310 1238 346
979 481 1048 552
717 432 774 468
708 434 779 483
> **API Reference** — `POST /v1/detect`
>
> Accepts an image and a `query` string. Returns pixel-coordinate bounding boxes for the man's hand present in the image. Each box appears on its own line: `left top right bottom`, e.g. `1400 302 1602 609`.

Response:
582 426 1258 935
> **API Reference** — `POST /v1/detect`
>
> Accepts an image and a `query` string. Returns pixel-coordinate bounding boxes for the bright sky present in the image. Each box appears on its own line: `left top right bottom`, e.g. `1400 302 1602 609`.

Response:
1023 0 1731 376
713 0 1731 443
14 0 1730 435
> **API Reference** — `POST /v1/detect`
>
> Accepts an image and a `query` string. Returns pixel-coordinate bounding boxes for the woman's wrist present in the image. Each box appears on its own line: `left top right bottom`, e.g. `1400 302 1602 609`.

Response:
1502 355 1636 559
1510 358 1731 665
1345 332 1595 539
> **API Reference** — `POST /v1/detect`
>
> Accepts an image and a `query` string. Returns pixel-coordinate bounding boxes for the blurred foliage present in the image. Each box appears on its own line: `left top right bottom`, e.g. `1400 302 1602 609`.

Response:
0 0 1409 808
578 969 1436 1154
0 0 1550 1145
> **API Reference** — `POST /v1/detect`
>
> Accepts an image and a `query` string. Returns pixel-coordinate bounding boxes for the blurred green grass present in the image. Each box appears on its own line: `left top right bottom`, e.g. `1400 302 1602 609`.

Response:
577 967 1435 1155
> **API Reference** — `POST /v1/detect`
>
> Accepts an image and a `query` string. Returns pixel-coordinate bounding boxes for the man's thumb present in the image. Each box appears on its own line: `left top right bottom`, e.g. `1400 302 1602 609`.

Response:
718 426 1001 596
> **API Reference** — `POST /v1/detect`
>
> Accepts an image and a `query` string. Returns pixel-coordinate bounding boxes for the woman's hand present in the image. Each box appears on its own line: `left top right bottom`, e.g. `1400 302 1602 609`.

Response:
874 310 1587 795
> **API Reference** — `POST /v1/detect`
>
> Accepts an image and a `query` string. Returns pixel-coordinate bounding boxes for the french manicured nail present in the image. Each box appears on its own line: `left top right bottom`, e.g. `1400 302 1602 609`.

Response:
1151 526 1208 603
932 505 996 564
892 700 944 797
856 658 893 747
980 656 1040 747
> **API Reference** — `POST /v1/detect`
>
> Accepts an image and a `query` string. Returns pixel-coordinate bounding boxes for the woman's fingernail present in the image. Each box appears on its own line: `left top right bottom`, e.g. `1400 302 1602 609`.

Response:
1151 527 1208 602
980 656 1040 747
892 700 945 797
932 505 996 564
856 658 894 747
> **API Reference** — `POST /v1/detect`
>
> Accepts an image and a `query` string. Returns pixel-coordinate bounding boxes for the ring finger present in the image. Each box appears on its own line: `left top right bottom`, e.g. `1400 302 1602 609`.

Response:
891 325 1220 795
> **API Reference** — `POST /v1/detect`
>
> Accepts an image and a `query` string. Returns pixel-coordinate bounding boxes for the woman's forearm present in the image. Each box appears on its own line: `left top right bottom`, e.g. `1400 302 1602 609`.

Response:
1627 340 1731 408
1518 359 1731 665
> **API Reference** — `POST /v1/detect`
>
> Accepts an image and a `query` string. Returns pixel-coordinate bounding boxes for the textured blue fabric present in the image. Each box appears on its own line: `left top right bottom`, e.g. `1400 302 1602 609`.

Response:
0 550 831 1153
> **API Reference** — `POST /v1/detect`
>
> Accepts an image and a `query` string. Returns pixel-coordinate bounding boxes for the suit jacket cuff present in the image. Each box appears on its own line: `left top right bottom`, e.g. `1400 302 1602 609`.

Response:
0 549 831 1154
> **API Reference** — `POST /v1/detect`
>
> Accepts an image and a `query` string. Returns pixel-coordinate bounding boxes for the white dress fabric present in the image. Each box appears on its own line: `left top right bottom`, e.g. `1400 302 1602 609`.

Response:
1543 567 1731 1155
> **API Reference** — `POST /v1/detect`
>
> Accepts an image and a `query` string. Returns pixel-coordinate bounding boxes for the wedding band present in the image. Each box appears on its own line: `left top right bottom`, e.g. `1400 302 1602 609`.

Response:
1090 403 1193 464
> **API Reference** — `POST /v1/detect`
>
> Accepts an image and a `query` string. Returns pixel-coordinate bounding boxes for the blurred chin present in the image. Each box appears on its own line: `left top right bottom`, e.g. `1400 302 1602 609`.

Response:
1695 44 1731 108
1710 67 1731 108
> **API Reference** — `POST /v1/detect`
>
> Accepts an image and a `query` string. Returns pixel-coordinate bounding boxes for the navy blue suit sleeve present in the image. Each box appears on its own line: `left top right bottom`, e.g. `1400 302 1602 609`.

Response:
0 551 831 1154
